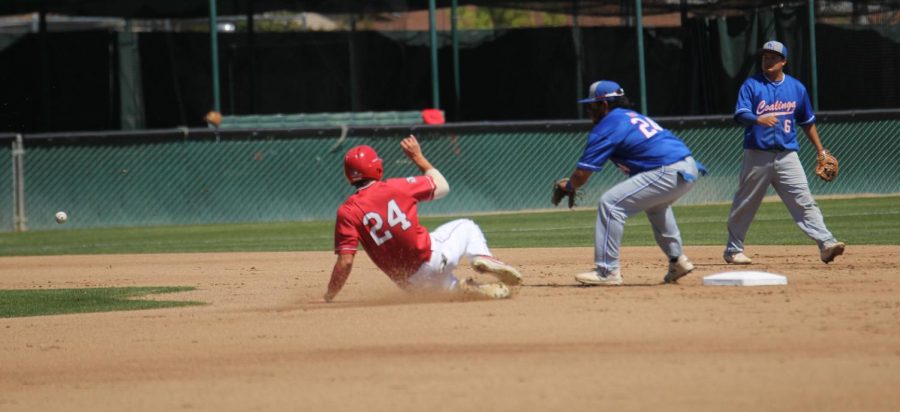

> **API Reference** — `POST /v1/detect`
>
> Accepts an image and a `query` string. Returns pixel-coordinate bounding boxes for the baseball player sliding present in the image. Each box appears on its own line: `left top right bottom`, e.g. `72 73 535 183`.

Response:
724 40 845 265
552 80 706 286
318 135 522 302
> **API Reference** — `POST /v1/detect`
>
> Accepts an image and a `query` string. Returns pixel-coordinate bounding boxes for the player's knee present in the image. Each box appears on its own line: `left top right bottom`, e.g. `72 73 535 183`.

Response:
455 218 482 233
458 218 476 227
598 196 627 220
599 193 622 211
795 194 818 209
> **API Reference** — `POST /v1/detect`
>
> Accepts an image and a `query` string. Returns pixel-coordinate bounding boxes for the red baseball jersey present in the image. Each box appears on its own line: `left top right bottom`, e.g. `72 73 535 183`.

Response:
334 175 437 281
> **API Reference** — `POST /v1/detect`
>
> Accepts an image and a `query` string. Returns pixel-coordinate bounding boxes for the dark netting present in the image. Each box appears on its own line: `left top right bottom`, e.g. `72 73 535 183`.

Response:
0 32 117 132
0 0 897 132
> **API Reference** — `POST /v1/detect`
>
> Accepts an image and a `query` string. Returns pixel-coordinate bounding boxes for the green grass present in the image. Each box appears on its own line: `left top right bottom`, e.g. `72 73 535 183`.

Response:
0 196 897 256
476 195 900 248
0 287 203 318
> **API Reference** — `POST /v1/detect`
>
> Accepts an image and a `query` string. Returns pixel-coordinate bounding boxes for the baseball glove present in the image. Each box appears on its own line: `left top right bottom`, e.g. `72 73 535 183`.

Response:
551 178 578 209
815 150 839 182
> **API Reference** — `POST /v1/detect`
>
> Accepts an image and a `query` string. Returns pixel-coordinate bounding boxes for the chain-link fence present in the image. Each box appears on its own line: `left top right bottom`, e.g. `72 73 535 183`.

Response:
3 112 899 231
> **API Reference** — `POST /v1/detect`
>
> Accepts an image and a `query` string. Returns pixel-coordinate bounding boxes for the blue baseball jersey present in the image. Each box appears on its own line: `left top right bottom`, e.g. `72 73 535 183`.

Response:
577 108 695 176
734 73 815 151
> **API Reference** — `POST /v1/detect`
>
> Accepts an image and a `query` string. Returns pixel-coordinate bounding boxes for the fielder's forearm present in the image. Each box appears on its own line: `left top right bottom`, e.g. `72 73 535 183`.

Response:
568 168 592 189
802 124 826 154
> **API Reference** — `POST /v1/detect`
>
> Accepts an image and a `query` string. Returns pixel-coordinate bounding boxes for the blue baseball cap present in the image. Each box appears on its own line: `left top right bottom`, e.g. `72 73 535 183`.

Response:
578 80 625 104
759 40 788 59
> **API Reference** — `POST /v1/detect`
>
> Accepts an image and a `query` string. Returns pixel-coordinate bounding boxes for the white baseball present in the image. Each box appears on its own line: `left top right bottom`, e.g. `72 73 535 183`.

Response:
55 211 68 224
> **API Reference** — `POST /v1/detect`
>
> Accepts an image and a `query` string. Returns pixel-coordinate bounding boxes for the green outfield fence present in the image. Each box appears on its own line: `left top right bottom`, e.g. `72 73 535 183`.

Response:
2 110 899 231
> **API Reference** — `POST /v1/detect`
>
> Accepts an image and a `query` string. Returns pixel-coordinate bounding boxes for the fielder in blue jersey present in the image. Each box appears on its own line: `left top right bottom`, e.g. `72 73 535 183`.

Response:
724 40 845 265
553 80 706 286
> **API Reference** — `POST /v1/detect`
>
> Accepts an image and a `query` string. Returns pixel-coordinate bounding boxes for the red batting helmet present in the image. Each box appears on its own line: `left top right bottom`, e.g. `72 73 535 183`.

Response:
343 145 383 183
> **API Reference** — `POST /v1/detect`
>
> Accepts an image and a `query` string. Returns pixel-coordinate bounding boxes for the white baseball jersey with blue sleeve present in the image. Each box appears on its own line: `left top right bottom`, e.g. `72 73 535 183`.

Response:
734 73 815 152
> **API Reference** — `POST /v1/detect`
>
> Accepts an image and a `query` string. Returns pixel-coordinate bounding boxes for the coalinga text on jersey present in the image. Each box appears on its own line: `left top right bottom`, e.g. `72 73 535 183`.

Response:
756 99 797 116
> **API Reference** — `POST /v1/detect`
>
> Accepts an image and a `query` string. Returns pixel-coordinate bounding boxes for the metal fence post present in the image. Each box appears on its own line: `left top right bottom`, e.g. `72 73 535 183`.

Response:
428 0 440 109
635 0 648 114
12 134 27 232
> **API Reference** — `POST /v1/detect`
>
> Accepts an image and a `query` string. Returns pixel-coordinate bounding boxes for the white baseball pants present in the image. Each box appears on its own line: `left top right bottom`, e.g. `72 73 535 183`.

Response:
406 219 492 292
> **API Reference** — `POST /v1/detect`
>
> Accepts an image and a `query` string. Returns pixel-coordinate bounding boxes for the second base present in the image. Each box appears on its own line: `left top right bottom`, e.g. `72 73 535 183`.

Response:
702 271 788 286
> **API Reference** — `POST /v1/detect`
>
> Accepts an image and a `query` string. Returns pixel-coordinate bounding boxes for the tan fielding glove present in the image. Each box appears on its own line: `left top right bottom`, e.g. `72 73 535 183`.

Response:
815 150 839 182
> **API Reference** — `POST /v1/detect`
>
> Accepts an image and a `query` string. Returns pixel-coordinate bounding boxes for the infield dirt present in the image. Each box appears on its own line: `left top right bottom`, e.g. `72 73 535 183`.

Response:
2 245 899 411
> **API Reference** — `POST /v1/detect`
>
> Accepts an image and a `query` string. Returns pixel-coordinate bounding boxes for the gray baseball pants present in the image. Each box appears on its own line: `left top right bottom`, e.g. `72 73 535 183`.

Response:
725 149 837 254
593 157 700 274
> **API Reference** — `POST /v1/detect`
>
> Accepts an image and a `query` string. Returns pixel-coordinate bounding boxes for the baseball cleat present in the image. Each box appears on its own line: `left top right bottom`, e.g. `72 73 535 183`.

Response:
820 241 845 264
664 255 695 284
575 269 623 286
471 255 523 286
723 252 752 265
459 278 511 299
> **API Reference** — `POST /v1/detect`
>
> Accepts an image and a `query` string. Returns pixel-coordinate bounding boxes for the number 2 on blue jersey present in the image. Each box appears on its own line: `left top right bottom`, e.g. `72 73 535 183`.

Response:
630 115 663 139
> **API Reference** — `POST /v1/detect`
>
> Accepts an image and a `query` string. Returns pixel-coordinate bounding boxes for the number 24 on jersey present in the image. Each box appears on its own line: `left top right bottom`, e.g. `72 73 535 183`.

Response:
363 199 412 245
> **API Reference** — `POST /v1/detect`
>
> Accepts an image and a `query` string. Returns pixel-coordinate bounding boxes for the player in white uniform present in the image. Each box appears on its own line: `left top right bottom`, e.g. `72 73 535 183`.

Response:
725 41 845 265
